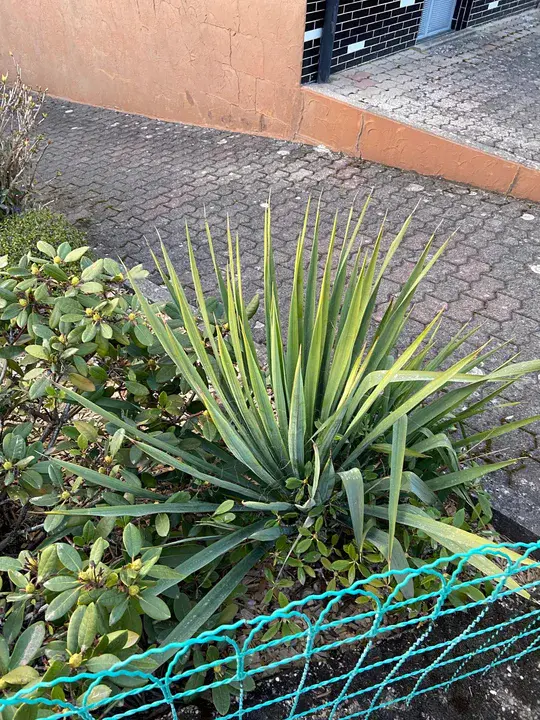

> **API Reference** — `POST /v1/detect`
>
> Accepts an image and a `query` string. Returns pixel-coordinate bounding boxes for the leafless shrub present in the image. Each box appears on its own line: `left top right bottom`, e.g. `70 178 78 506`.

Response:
0 58 47 216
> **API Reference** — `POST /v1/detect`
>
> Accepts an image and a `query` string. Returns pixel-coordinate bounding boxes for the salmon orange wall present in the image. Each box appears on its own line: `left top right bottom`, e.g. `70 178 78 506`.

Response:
0 0 307 138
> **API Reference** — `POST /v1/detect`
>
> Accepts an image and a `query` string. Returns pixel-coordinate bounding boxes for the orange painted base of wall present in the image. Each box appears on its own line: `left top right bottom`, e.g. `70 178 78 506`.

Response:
295 89 540 204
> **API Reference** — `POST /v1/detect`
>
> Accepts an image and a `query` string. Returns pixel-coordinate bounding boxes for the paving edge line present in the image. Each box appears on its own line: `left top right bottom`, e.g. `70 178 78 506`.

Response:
295 87 540 204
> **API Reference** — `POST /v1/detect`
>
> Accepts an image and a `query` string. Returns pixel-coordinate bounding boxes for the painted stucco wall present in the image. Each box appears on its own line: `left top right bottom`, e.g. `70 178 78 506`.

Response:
0 0 307 139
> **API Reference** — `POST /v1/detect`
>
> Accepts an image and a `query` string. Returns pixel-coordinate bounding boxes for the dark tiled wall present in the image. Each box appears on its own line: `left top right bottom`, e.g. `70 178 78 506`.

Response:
302 0 537 84
302 1 326 83
302 0 425 83
331 1 424 75
464 0 536 27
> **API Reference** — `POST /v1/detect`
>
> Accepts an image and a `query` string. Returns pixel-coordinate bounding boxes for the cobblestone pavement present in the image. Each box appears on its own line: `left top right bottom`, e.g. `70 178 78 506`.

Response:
38 95 540 535
317 10 540 168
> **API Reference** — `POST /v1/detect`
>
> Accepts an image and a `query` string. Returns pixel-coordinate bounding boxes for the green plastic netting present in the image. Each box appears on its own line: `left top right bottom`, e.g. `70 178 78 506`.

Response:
1 540 539 720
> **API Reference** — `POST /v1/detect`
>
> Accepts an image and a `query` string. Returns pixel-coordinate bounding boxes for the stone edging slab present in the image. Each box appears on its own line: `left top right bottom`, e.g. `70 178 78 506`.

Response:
295 88 540 204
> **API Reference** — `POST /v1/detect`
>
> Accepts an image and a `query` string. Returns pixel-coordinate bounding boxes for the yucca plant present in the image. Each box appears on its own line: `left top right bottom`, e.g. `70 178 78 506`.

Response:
55 199 538 644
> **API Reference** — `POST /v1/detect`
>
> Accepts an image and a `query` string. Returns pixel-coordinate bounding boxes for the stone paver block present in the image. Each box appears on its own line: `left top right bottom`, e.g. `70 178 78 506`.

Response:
481 293 522 322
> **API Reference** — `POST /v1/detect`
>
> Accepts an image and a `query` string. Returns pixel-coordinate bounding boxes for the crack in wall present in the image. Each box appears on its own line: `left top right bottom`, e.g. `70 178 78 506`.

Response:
506 166 522 196
293 91 306 141
355 113 365 158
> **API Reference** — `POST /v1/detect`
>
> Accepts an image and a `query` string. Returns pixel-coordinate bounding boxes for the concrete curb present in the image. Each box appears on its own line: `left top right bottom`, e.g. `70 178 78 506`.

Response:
136 277 171 303
296 88 540 204
492 509 540 550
